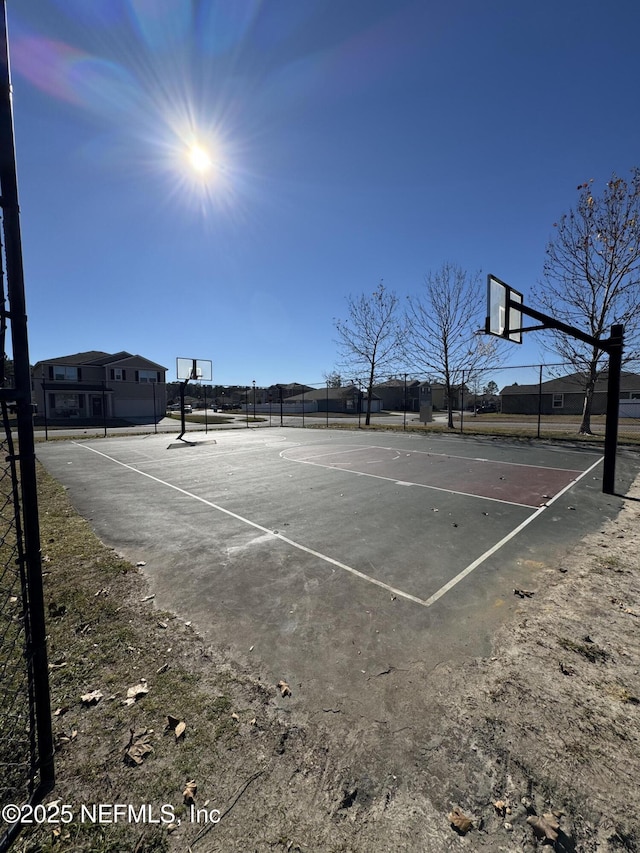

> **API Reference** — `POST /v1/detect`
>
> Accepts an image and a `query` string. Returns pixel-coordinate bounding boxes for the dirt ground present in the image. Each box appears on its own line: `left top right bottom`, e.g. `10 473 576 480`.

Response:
15 463 640 853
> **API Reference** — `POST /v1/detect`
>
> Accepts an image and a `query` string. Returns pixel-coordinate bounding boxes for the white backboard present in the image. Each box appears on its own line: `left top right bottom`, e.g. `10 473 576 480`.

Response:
486 275 522 344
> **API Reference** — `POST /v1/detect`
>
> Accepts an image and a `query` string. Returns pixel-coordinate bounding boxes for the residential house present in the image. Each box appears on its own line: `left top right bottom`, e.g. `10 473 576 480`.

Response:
32 351 167 421
500 371 640 416
284 385 383 413
372 378 421 411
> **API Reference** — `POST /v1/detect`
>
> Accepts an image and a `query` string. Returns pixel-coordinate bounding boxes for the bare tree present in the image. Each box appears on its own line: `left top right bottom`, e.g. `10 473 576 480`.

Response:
538 169 640 434
322 370 342 388
334 282 404 425
406 263 503 428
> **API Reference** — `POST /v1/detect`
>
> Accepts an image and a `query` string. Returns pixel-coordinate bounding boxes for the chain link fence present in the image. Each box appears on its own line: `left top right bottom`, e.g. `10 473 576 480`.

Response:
0 404 36 842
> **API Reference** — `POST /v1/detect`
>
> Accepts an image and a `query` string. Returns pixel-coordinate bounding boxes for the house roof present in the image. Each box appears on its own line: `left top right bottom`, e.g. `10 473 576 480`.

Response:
286 385 382 401
35 351 110 366
33 351 167 371
501 371 640 395
373 379 421 389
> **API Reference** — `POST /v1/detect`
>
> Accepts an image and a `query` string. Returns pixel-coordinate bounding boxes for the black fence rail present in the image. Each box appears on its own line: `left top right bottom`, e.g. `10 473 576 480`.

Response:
0 3 54 850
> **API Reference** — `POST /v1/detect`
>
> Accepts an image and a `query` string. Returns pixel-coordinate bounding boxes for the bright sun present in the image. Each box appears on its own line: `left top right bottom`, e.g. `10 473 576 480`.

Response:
188 144 212 173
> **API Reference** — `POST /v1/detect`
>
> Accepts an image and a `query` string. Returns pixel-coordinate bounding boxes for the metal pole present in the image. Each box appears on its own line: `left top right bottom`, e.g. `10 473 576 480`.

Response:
204 385 208 433
245 386 249 427
326 382 329 428
403 373 407 431
152 380 157 434
280 386 283 426
537 364 542 439
178 379 187 440
302 387 305 427
460 371 464 434
0 0 54 800
252 380 256 420
603 324 624 495
102 380 107 437
42 379 48 441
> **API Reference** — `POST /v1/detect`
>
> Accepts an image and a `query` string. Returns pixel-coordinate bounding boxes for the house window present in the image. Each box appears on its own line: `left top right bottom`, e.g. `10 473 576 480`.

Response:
52 365 78 381
54 393 80 417
138 369 159 383
552 393 564 409
110 368 126 381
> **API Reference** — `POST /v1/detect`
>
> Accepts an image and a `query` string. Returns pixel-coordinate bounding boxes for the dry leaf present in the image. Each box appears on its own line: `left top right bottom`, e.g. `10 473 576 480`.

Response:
231 712 240 720
183 780 197 805
53 706 69 717
527 814 559 841
174 721 186 740
493 799 508 815
81 690 103 706
448 806 473 834
278 679 292 698
124 681 149 706
249 717 257 726
124 728 154 766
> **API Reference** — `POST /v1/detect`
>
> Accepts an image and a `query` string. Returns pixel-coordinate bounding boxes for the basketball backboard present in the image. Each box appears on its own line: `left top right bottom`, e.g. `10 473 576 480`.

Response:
176 358 213 381
486 275 523 344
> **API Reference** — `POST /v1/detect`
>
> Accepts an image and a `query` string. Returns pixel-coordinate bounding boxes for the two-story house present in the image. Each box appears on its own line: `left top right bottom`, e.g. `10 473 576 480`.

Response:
31 351 167 421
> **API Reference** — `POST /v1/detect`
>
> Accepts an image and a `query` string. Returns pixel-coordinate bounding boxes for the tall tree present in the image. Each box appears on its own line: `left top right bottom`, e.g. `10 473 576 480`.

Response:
406 263 502 428
538 169 640 434
334 282 403 425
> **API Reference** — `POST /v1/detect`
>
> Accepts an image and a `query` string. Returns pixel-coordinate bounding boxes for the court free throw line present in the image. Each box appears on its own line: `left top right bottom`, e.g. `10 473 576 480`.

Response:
75 444 602 609
280 449 535 508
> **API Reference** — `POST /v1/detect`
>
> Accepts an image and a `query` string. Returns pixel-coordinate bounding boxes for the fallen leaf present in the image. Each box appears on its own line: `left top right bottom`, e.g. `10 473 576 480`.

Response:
183 780 197 805
493 800 508 815
174 721 186 740
124 681 149 706
156 663 169 674
527 813 559 841
448 806 473 834
81 690 103 706
231 711 240 720
277 680 292 698
124 728 154 766
140 594 155 602
514 588 535 598
249 717 257 726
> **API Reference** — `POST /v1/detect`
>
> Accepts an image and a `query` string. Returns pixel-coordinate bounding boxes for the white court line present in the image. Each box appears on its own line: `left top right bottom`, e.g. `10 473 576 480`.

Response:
74 442 603 609
422 455 603 607
280 450 534 508
341 443 584 474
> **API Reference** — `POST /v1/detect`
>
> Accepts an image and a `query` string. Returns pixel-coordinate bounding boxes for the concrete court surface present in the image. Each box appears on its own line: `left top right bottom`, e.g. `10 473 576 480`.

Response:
36 427 640 732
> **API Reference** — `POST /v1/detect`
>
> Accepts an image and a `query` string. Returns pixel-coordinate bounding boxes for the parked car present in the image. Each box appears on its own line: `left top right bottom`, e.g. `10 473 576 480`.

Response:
475 402 498 414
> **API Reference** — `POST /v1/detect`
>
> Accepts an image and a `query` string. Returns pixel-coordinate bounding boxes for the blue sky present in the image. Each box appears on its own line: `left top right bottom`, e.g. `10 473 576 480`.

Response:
7 0 640 386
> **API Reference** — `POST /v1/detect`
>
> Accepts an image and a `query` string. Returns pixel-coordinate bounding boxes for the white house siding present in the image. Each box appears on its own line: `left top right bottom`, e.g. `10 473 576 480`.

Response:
619 401 640 418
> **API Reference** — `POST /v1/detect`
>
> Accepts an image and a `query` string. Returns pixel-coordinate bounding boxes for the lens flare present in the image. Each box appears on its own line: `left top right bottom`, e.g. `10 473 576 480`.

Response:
188 144 212 173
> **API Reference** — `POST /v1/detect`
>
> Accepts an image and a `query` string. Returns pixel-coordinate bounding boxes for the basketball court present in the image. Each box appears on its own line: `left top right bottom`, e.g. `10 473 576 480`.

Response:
36 427 638 724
